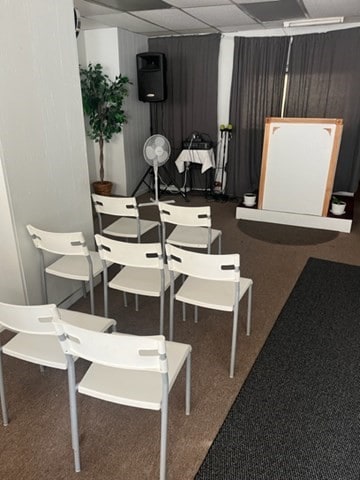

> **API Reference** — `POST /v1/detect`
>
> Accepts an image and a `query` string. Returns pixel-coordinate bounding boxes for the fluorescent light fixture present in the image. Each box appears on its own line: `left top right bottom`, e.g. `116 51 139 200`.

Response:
283 17 344 28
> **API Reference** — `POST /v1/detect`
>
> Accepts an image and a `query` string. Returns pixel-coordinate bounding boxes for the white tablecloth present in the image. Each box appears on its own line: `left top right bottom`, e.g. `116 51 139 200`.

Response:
175 149 215 174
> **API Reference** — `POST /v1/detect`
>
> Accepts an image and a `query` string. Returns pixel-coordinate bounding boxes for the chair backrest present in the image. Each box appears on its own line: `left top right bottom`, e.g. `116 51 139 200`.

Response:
95 234 164 269
53 320 168 373
92 194 140 219
158 202 212 228
0 302 60 335
165 244 240 282
27 225 90 257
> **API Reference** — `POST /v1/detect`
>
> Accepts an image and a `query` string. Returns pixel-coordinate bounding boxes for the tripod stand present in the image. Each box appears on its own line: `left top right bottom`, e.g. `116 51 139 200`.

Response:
213 124 232 200
132 163 188 201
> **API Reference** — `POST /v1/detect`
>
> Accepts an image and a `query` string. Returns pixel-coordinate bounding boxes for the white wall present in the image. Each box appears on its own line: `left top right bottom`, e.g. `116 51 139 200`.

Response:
79 28 150 196
218 36 235 128
117 29 151 196
80 28 124 193
0 0 94 305
0 142 26 304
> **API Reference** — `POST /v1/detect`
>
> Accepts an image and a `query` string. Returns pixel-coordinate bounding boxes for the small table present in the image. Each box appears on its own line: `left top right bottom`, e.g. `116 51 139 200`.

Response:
175 149 215 196
175 149 215 174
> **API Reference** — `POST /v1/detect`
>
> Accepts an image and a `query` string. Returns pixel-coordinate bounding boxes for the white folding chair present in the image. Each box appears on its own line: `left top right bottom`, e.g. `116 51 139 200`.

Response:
53 321 191 479
27 224 107 314
158 201 222 253
95 234 177 335
166 244 253 378
0 302 116 429
92 194 160 241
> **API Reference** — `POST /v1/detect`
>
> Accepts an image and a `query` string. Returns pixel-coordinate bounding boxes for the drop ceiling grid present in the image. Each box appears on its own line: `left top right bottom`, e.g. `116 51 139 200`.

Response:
184 5 256 26
74 0 360 35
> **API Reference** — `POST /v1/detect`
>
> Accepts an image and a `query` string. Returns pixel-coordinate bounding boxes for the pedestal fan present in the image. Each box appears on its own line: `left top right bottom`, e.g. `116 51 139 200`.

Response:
140 134 175 206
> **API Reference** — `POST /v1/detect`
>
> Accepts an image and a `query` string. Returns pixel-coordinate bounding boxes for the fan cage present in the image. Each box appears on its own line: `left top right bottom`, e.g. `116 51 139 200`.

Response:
143 135 171 167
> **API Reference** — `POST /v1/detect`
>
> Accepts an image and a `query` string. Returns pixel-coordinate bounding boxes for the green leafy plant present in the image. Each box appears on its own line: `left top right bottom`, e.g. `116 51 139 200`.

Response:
79 63 131 184
332 195 345 204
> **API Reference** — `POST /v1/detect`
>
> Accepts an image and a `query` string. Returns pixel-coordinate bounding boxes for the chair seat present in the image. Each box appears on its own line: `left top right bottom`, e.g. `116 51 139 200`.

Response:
78 338 191 410
3 334 68 369
109 265 177 297
59 309 115 332
2 309 115 370
175 276 252 311
46 251 105 280
103 218 159 239
167 225 221 249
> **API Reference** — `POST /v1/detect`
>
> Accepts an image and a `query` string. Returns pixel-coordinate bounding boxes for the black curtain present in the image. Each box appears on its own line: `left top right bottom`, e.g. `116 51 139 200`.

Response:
285 28 360 192
226 36 289 198
148 34 220 188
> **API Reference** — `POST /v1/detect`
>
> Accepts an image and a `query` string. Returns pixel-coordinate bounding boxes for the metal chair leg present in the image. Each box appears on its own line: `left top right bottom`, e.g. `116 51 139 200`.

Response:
185 352 191 415
169 281 174 341
160 292 164 335
0 350 9 426
246 283 253 336
89 278 94 315
230 303 239 379
160 379 169 480
82 281 87 299
66 357 81 472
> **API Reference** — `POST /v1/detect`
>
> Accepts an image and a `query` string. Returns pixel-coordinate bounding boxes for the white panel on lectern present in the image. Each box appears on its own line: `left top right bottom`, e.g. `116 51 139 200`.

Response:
259 118 343 217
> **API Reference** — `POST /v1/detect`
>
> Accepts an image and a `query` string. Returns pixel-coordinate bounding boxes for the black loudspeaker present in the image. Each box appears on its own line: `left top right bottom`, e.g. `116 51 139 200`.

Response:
136 52 167 102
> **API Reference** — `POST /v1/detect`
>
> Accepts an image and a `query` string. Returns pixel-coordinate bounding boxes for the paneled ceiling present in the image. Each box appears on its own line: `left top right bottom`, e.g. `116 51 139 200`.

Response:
74 0 360 37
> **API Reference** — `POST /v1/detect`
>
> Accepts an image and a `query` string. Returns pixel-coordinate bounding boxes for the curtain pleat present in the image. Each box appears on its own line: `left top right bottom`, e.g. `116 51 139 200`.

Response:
148 34 220 189
226 36 289 198
285 27 360 192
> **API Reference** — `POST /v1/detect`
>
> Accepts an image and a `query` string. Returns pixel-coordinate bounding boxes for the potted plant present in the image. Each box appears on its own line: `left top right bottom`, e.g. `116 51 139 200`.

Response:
80 63 131 195
331 195 346 215
243 192 257 207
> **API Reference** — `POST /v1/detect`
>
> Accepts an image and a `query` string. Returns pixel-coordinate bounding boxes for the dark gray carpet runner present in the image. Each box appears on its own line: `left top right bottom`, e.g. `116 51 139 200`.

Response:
196 258 360 480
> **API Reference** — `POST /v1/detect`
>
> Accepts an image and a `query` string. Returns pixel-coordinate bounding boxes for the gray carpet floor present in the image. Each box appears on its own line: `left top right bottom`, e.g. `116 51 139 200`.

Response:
1 191 360 480
196 257 360 479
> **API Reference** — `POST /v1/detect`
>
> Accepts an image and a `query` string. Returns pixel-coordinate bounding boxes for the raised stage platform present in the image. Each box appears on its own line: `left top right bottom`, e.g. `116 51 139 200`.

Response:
236 195 353 233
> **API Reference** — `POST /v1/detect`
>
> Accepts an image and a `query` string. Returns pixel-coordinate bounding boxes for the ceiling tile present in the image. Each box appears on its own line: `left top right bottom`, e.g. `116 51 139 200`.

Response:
132 8 209 29
303 0 360 18
90 13 169 32
85 0 172 11
235 0 282 3
76 0 360 35
74 0 119 16
165 0 231 6
184 5 256 26
239 0 306 22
